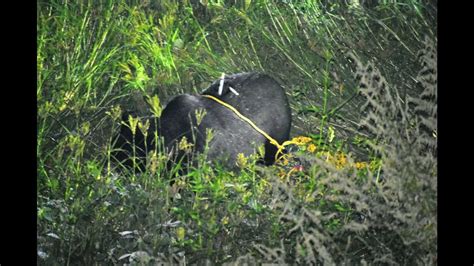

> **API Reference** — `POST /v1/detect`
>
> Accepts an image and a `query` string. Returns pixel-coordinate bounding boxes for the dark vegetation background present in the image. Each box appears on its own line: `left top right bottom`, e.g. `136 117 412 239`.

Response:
37 0 437 264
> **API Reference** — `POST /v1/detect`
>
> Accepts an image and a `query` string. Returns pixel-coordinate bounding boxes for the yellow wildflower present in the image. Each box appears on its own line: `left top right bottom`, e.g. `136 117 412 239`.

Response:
307 144 317 153
335 153 347 169
328 152 348 169
354 162 368 169
290 136 312 145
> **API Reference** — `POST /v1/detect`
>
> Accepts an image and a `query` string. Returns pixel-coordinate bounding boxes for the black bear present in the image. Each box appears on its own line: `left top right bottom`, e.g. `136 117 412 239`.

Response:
113 72 291 170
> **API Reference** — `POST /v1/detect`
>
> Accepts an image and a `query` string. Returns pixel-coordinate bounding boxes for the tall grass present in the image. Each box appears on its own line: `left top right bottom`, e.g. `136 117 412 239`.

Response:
37 0 437 264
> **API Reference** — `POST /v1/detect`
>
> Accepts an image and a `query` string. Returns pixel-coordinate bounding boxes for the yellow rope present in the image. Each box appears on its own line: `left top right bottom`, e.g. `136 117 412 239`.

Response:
202 94 292 161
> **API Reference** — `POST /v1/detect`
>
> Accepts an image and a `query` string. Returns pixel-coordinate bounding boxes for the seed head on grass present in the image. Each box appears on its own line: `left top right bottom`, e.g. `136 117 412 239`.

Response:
195 108 207 126
106 105 122 121
148 152 159 175
178 136 194 153
125 115 139 136
146 95 162 118
176 227 186 241
138 119 150 138
236 153 248 169
221 216 229 225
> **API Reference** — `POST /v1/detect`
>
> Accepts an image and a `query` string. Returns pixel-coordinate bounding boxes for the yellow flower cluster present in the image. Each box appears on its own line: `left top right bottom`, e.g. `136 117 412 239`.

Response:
290 136 313 145
322 151 372 170
354 162 368 169
276 135 373 180
326 152 347 169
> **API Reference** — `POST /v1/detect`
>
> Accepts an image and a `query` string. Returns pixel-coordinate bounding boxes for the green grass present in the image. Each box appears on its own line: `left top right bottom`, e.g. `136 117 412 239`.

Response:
37 0 437 264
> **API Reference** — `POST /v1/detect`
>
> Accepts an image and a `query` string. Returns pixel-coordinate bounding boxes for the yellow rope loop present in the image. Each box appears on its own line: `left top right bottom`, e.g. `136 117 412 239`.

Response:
202 94 288 162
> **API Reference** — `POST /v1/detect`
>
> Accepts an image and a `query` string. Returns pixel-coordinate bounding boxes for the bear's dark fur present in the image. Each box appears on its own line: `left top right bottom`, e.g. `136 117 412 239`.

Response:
113 72 291 170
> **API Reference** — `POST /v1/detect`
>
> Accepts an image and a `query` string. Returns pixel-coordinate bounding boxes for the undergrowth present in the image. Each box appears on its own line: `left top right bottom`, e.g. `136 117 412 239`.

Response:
37 0 437 264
